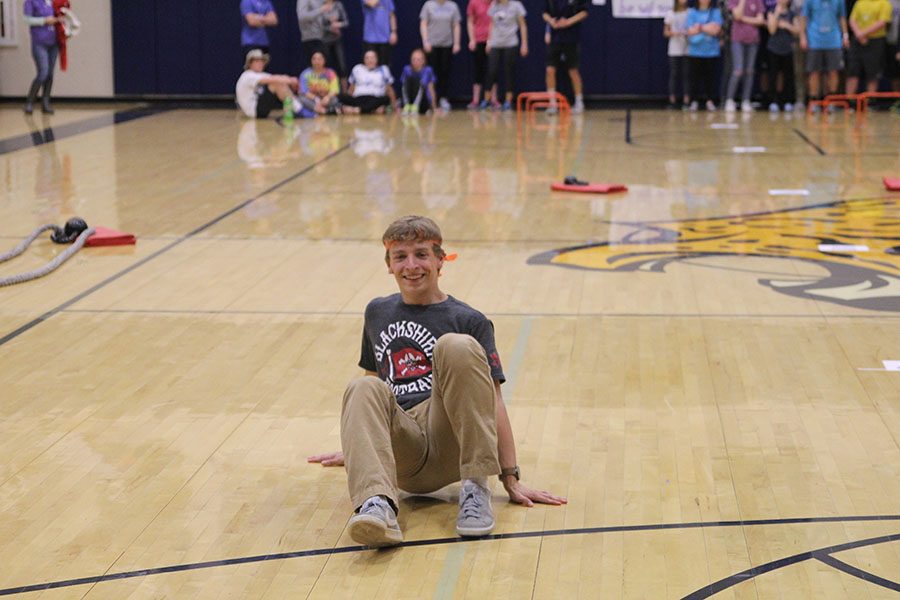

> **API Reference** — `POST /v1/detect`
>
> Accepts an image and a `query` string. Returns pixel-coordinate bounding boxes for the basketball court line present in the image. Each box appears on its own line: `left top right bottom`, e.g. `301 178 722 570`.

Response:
0 143 352 348
0 107 167 155
1 514 896 597
58 308 900 319
791 128 828 155
683 531 900 599
815 554 900 592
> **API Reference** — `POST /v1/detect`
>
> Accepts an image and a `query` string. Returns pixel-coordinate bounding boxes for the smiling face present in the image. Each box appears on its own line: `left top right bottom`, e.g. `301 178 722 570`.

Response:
311 51 326 70
364 50 378 69
386 240 445 304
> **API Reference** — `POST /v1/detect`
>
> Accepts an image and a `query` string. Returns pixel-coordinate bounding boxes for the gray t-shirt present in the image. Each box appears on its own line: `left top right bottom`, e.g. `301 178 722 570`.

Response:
488 1 527 48
322 0 348 43
297 0 325 41
420 0 462 48
359 294 505 411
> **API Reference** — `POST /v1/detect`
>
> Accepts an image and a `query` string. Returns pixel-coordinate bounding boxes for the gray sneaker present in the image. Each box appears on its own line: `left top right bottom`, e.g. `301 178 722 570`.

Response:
348 496 403 547
456 481 494 537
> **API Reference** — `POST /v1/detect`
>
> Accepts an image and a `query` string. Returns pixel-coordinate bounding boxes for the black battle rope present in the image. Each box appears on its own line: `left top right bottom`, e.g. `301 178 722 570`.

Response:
0 218 95 287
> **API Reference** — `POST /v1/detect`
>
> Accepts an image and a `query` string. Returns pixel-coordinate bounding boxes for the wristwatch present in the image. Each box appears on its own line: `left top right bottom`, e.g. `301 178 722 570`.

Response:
499 466 520 481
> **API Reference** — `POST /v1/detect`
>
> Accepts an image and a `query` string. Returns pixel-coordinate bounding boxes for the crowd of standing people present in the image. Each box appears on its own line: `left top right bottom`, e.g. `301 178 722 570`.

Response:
233 0 899 120
664 0 899 112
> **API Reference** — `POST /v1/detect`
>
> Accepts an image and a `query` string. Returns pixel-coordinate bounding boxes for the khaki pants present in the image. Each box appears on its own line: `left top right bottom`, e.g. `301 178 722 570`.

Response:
341 333 500 511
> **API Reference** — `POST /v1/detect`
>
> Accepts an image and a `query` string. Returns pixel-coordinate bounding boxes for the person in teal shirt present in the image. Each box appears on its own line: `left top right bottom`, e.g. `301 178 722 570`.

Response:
686 0 724 110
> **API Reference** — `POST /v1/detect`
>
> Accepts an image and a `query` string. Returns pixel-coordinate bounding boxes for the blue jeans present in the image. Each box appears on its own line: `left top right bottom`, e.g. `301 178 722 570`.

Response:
31 41 59 84
726 41 758 103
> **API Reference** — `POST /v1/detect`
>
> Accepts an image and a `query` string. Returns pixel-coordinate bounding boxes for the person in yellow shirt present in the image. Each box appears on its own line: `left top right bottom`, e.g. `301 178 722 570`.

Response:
847 0 893 94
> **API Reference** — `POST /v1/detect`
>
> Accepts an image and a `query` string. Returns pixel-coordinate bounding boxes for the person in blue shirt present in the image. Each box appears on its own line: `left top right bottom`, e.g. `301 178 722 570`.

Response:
241 0 279 62
686 0 724 110
362 0 398 70
401 49 438 114
799 0 849 108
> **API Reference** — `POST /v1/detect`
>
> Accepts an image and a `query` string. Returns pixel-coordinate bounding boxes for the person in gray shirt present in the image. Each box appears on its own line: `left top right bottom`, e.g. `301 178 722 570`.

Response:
481 0 529 110
420 0 462 111
309 215 566 548
322 0 350 90
297 0 327 63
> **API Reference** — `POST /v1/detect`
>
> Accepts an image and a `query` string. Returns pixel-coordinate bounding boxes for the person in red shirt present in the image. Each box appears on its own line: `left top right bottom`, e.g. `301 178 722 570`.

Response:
466 0 493 108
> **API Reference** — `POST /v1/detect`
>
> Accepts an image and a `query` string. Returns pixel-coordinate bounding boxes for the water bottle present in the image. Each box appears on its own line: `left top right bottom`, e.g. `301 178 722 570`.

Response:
283 97 295 124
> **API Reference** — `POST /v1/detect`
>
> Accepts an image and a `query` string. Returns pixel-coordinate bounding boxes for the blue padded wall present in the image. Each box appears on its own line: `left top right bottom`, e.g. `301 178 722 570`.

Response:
112 0 668 97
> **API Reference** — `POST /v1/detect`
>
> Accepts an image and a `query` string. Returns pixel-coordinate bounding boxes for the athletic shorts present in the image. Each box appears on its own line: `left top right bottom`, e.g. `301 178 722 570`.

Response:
805 48 843 72
255 85 282 118
546 42 581 68
847 38 885 79
887 43 900 79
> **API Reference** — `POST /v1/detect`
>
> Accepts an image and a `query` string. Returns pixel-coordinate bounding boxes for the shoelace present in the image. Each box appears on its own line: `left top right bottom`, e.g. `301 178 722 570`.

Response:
361 497 396 523
459 489 485 519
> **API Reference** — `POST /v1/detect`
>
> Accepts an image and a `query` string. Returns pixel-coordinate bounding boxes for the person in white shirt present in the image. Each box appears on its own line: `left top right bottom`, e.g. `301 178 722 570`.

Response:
664 0 691 108
235 49 304 118
338 49 398 113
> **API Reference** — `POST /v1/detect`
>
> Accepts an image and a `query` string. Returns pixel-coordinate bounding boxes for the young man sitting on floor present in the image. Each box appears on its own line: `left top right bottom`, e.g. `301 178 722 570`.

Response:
309 215 566 547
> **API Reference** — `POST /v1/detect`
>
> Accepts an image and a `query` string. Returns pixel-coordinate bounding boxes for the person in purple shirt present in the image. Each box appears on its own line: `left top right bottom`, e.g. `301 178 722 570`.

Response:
23 0 60 114
401 49 438 114
241 0 278 61
725 0 766 112
362 0 397 69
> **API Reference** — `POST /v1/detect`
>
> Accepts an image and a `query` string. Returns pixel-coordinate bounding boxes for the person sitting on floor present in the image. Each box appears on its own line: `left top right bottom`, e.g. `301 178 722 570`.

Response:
299 50 342 114
338 49 398 114
400 49 438 114
236 49 312 119
309 215 567 548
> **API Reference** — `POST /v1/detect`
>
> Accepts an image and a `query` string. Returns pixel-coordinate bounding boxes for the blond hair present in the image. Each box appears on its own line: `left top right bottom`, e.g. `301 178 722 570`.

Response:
382 215 446 263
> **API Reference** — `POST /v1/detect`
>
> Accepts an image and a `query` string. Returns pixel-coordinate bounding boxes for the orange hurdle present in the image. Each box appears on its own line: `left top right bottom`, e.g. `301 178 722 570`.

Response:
808 94 862 114
860 91 900 112
808 92 900 115
516 91 570 114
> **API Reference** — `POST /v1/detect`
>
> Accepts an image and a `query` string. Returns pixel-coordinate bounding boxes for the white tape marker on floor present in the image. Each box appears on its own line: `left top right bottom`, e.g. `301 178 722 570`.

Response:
769 189 810 196
857 360 900 372
710 123 739 130
732 146 766 153
818 244 870 252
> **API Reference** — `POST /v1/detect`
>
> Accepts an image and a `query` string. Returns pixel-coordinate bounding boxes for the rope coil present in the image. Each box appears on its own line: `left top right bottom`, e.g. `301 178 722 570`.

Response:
0 219 95 287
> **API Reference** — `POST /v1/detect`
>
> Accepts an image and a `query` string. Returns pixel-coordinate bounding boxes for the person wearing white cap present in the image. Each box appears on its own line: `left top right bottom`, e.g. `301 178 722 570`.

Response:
236 49 307 119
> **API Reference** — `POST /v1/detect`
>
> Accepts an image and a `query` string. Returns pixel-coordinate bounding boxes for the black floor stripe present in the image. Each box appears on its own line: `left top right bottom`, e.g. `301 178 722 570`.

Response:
0 107 167 155
815 553 900 591
0 514 897 597
683 531 900 599
57 308 900 319
793 128 828 155
0 143 351 348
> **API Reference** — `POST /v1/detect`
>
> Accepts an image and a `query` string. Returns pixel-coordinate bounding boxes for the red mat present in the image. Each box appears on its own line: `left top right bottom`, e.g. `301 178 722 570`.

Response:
884 176 900 191
85 226 136 247
551 182 628 194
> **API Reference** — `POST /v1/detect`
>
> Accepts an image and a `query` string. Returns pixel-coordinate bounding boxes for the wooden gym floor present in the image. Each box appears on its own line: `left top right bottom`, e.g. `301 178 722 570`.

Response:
0 103 898 599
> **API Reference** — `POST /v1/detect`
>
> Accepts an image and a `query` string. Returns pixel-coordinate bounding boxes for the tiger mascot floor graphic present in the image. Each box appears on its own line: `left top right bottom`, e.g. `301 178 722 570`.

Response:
528 197 900 312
